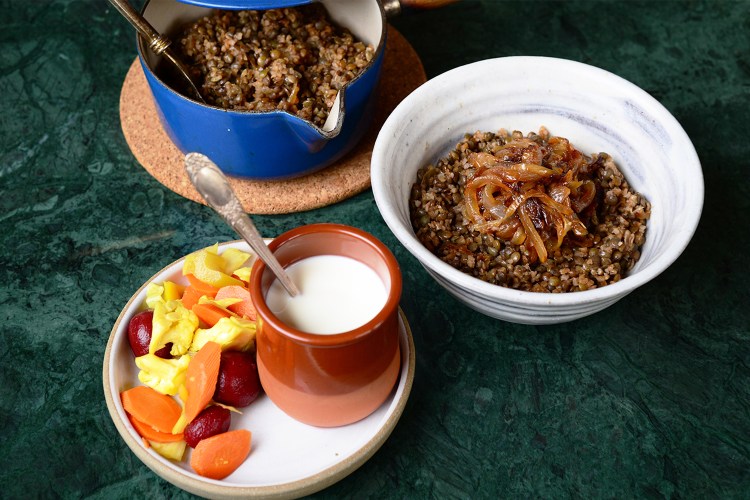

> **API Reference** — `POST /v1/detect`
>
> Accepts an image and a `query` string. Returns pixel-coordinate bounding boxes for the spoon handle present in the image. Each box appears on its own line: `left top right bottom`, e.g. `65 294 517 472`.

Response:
108 0 170 54
108 0 206 103
184 153 300 297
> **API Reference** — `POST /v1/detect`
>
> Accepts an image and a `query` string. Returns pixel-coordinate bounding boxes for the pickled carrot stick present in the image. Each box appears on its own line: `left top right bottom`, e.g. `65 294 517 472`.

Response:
129 415 184 443
190 429 252 479
121 385 182 434
172 341 221 434
192 303 232 327
215 285 256 320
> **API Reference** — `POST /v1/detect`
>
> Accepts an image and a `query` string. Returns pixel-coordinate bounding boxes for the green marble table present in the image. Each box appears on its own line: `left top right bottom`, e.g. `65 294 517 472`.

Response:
2 0 748 498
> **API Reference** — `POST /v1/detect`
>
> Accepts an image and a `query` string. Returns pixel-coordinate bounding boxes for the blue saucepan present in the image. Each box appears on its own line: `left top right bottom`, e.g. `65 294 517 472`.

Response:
136 0 449 180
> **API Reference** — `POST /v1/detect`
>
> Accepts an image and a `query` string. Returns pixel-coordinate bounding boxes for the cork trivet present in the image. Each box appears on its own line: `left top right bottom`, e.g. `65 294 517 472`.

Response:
119 27 425 214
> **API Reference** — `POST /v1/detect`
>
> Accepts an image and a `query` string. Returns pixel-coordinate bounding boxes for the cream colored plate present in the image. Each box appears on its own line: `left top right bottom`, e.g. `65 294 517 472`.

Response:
102 240 416 499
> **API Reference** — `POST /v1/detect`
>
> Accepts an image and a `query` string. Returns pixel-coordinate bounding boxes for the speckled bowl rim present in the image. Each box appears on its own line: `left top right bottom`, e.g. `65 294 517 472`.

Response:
102 240 416 499
372 56 704 309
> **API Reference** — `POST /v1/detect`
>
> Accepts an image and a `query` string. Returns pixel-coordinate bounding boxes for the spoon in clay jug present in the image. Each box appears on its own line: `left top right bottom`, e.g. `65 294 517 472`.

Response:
108 0 206 103
184 153 300 297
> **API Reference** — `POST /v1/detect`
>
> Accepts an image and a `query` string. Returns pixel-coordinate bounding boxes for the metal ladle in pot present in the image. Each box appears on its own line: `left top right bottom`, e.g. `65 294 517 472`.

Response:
108 0 206 103
184 153 300 297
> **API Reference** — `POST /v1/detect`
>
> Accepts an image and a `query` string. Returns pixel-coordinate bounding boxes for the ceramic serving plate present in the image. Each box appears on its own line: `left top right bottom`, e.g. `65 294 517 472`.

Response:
102 240 416 499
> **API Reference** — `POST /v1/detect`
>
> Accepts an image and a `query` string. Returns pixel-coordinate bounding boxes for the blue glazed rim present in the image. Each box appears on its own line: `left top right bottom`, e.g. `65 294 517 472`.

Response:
175 0 314 8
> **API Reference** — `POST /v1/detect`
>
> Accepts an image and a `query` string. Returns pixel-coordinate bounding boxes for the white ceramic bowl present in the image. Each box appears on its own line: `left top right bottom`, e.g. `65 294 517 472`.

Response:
371 56 703 324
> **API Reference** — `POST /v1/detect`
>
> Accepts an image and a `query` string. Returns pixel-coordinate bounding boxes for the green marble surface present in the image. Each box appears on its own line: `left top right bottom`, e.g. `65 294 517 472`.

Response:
1 0 748 498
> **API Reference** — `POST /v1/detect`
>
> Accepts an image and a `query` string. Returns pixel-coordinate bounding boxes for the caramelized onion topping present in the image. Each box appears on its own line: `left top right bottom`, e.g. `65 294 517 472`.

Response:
462 137 598 263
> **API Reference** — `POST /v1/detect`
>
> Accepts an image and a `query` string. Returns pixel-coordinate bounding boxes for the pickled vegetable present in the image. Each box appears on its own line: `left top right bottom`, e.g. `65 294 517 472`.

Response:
127 310 172 358
182 244 251 288
214 351 261 408
184 405 231 448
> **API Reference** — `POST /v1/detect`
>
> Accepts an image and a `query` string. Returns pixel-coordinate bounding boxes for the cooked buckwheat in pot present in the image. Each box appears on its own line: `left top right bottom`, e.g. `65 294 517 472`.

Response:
174 4 375 127
409 127 651 293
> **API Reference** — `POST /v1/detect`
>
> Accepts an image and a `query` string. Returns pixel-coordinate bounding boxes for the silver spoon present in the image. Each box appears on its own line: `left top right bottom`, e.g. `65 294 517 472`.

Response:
108 0 206 104
184 153 300 297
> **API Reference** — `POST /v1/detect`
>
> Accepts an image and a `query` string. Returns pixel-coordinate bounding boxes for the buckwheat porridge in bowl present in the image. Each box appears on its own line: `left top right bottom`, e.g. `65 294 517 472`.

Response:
370 56 702 323
409 127 651 293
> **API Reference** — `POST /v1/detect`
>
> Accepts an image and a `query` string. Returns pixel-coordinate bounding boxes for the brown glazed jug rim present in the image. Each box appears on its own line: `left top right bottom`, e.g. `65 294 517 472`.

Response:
250 223 402 347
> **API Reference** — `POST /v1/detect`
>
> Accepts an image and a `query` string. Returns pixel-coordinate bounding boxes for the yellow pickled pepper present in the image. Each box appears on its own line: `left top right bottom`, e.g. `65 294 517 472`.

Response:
182 244 252 288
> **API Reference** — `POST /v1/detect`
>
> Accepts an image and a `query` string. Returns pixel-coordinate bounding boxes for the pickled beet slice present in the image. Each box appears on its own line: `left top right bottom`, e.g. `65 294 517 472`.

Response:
214 351 261 408
127 310 172 358
184 405 231 448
